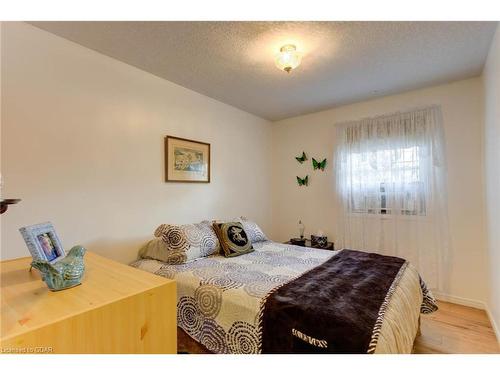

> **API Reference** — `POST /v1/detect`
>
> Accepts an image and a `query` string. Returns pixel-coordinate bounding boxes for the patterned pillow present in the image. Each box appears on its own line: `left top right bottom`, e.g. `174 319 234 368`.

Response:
153 221 220 264
234 217 268 243
212 221 254 257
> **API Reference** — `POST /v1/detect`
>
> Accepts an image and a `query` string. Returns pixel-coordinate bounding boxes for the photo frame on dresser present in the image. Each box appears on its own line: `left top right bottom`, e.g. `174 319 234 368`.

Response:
19 222 66 263
165 136 211 183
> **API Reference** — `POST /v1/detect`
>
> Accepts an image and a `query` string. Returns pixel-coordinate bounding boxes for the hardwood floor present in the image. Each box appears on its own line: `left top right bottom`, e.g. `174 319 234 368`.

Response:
414 300 500 354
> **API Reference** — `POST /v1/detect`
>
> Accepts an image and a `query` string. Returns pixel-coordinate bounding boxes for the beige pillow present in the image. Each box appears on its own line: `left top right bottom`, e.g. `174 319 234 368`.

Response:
138 238 187 264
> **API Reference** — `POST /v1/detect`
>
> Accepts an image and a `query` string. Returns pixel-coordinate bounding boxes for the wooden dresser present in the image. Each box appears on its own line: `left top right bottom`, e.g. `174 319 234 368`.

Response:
0 252 176 354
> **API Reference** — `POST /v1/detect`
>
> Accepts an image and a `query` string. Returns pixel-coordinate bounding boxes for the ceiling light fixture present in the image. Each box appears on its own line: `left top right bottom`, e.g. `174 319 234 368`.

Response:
275 44 302 73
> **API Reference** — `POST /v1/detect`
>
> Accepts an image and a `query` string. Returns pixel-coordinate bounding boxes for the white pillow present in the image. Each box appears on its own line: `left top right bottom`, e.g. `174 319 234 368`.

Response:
233 216 268 243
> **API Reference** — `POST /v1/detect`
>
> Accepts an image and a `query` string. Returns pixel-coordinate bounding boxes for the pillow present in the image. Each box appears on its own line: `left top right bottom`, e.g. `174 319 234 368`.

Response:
152 221 220 264
138 238 188 264
212 221 254 257
234 216 268 243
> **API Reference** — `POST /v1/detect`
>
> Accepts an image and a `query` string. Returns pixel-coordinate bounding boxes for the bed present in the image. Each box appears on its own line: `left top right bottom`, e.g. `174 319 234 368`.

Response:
131 240 436 354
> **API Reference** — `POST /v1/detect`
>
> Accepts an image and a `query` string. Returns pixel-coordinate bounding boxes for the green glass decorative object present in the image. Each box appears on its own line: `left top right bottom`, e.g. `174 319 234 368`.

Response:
295 151 307 164
31 245 86 291
296 175 309 186
312 158 327 171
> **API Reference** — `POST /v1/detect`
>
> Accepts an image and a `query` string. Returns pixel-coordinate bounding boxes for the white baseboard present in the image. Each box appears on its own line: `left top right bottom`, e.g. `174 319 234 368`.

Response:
432 291 486 309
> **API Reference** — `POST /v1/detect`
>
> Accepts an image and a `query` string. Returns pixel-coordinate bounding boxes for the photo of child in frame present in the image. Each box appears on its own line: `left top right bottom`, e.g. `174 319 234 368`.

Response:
19 222 66 263
37 232 60 262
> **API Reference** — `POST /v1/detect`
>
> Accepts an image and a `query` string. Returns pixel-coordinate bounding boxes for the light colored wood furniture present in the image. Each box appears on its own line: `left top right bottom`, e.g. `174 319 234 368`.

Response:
1 252 177 354
414 300 499 354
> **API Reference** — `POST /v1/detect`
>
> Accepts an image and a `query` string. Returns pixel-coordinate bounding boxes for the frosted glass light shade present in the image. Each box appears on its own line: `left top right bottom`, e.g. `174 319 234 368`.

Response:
275 44 301 73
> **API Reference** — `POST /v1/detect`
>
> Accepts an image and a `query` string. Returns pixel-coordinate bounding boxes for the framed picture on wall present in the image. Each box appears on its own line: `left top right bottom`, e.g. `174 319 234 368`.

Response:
165 136 211 183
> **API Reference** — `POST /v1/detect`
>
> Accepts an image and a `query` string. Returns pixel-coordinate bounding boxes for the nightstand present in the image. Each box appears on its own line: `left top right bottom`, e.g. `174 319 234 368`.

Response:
1 252 177 354
285 238 335 251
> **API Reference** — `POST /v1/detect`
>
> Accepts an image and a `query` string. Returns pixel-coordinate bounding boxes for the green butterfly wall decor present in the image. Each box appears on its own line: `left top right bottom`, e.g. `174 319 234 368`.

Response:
312 158 327 171
296 175 309 186
295 151 307 164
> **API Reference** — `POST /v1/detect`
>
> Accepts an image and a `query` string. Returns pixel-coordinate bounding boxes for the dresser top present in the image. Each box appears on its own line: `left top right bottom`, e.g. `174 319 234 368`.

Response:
1 252 174 341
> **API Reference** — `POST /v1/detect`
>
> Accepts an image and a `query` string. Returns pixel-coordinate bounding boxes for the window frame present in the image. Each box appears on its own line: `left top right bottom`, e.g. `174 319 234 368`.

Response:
345 145 427 217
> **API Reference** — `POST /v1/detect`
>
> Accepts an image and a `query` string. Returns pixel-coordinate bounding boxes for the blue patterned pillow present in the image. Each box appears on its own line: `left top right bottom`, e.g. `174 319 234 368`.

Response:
153 221 220 263
234 217 268 243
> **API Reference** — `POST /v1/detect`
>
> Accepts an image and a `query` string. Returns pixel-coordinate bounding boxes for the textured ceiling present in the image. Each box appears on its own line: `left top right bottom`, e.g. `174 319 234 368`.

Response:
30 21 497 121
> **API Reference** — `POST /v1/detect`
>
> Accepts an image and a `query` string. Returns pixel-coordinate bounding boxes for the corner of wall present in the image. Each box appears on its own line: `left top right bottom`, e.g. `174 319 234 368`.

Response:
486 305 500 343
482 22 500 342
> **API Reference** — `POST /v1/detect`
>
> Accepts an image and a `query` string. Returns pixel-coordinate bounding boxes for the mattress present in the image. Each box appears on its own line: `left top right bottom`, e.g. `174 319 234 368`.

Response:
131 241 426 354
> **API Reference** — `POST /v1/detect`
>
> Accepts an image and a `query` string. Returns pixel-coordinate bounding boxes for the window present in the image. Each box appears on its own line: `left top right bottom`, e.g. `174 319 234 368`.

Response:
347 146 426 216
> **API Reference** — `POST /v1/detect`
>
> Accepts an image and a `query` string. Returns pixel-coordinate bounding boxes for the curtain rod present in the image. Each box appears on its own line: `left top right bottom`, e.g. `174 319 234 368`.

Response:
334 104 441 128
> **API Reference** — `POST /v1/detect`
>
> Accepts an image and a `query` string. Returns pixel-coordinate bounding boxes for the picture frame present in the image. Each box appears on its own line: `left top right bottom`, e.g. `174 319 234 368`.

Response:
19 222 66 263
165 136 211 183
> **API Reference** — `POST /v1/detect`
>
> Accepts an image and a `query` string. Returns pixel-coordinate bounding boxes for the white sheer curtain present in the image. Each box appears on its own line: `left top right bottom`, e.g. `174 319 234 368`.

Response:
335 106 449 290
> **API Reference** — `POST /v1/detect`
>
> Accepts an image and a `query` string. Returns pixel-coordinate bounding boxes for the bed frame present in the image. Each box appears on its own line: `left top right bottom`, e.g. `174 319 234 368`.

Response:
177 327 211 354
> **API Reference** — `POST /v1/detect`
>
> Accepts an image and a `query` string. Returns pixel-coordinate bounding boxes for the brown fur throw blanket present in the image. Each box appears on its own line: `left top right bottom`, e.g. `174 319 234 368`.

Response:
260 249 437 353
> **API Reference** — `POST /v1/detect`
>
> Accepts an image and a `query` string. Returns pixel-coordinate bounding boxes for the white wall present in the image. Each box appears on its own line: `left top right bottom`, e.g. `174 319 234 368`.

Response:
1 21 495 317
0 22 272 263
482 24 500 338
271 78 489 304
